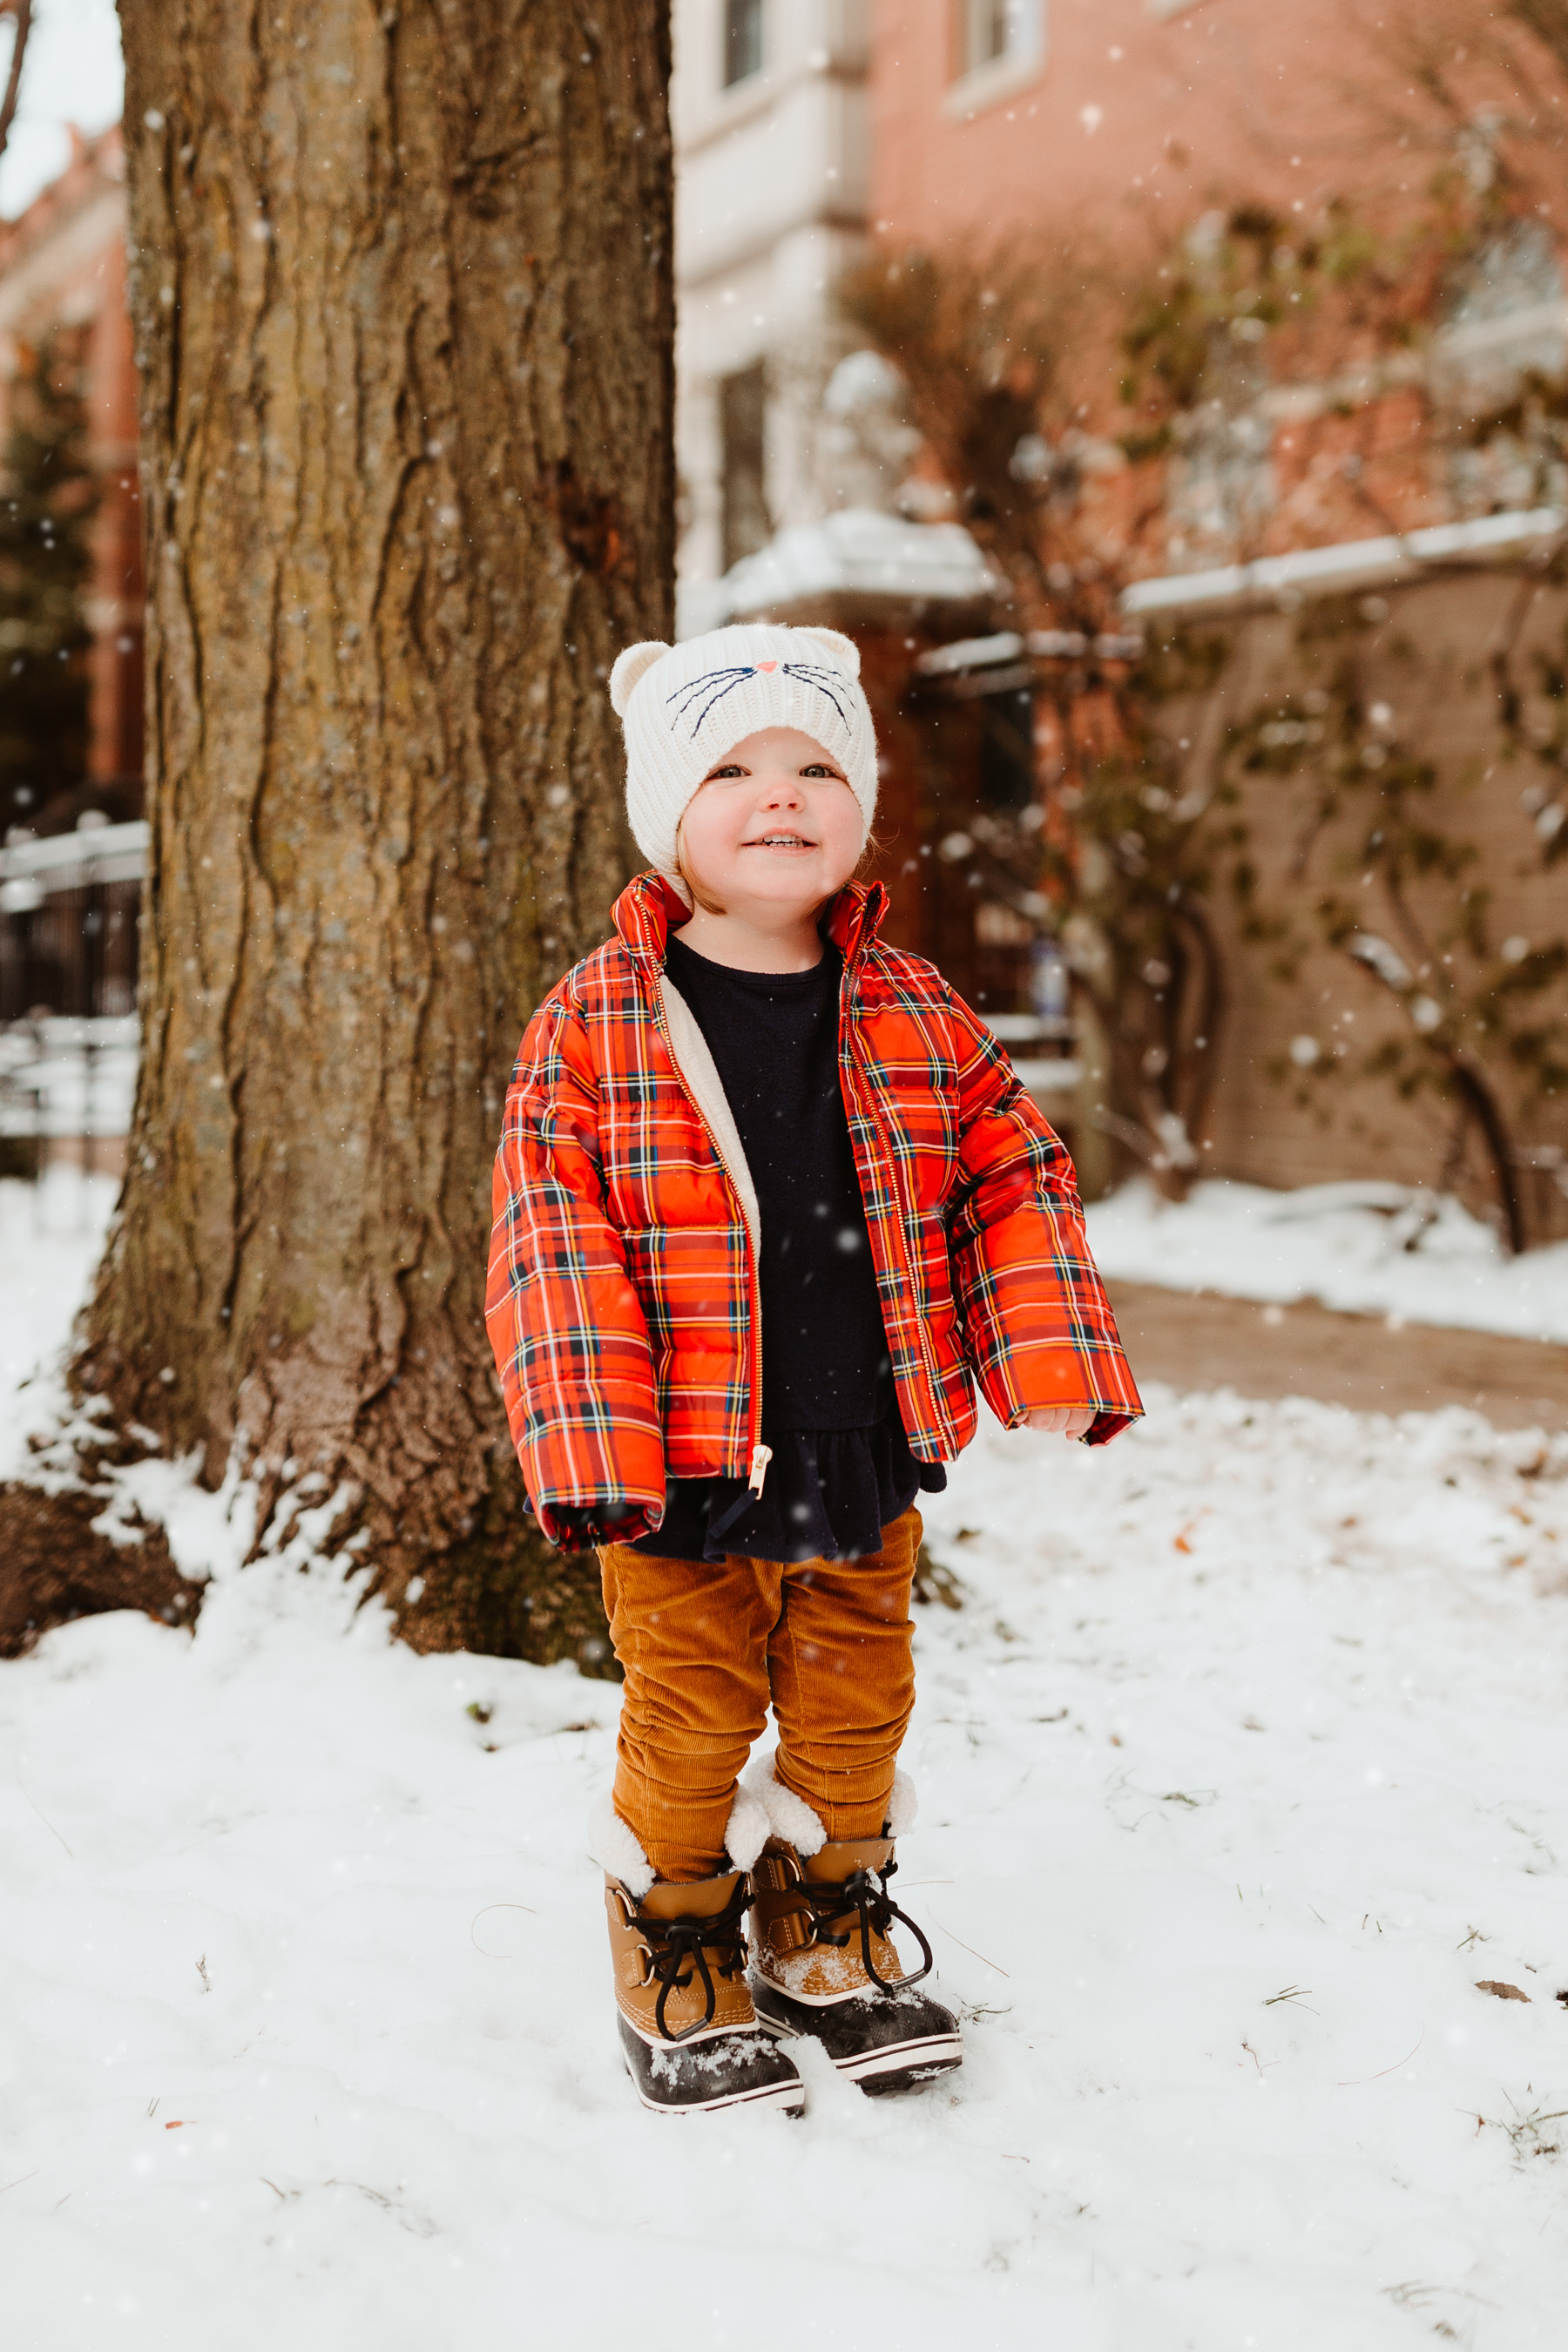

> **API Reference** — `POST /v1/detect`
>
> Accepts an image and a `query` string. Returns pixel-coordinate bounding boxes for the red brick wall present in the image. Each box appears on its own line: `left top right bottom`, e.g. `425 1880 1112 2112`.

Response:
866 3 1567 582
836 571 1568 1236
1174 570 1568 1240
872 0 1449 259
84 228 143 791
0 128 143 822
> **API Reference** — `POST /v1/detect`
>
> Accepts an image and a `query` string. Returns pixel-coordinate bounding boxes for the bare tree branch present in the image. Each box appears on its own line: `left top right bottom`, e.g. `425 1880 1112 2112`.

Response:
1380 863 1442 990
1507 0 1568 78
0 0 33 172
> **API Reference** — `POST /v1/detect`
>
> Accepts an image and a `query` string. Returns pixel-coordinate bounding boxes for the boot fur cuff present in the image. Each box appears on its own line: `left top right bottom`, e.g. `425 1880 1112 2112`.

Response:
722 1781 773 1872
742 1749 827 1855
741 1750 920 1851
586 1794 655 1898
588 1788 771 1888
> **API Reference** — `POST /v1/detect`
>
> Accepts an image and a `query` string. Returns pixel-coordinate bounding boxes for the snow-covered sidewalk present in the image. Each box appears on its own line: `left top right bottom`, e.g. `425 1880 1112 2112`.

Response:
3 1188 1568 2349
0 1169 119 1402
1087 1176 1568 1344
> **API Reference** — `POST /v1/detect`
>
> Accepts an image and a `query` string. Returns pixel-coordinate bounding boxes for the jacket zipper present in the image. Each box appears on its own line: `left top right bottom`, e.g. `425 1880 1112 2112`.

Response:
840 971 952 1459
649 977 772 1497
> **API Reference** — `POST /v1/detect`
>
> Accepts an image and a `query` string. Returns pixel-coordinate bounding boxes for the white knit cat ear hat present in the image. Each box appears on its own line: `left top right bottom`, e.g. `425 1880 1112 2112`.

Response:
609 621 878 891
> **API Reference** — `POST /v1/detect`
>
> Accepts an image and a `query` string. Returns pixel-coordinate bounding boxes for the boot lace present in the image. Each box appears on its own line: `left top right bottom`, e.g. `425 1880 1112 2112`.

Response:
796 1855 933 1994
635 1876 753 2044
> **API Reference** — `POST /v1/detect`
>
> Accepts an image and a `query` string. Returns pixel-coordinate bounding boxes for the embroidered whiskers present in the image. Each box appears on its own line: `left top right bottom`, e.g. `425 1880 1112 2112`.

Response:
666 661 853 739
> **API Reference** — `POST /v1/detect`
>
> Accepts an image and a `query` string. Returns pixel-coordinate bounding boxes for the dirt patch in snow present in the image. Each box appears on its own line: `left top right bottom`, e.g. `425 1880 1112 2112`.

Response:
1108 1281 1568 1431
0 1481 204 1658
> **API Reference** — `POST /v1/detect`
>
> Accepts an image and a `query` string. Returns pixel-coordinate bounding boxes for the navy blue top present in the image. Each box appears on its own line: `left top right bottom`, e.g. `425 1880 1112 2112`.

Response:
630 930 944 1564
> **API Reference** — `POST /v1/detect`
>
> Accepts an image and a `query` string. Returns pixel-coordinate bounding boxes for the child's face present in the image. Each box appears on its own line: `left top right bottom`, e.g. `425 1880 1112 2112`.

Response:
677 727 863 920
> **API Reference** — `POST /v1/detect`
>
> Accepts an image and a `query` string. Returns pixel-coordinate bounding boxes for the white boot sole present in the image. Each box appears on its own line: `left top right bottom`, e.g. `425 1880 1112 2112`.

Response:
752 1999 964 2085
624 2060 806 2116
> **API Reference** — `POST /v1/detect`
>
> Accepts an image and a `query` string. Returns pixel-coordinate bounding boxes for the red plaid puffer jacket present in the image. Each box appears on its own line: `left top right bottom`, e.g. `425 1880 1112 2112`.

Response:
487 873 1142 1546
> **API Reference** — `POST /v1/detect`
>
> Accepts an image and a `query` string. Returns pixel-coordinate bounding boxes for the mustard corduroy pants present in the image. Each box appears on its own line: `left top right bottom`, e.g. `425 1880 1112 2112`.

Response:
598 1506 921 1882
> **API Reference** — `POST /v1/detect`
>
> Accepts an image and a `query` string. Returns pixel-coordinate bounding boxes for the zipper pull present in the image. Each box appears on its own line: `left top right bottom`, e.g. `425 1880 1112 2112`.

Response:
747 1443 773 1497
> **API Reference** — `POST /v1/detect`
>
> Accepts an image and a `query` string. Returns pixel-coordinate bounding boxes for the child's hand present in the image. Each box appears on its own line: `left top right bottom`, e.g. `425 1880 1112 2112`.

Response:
1021 1406 1096 1439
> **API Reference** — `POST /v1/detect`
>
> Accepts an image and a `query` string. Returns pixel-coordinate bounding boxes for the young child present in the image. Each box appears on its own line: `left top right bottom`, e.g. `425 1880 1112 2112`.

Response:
486 622 1141 2117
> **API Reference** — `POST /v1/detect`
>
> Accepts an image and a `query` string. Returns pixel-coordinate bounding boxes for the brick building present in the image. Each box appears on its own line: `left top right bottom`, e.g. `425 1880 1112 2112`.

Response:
867 0 1566 563
855 5 1566 1230
0 125 143 1032
0 123 142 829
699 3 1568 1232
871 1 1417 253
672 0 873 632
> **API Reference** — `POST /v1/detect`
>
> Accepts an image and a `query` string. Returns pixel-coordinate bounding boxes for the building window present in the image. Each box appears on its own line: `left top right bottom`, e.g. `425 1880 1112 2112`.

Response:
720 362 771 571
977 686 1035 813
724 0 765 88
957 0 1041 75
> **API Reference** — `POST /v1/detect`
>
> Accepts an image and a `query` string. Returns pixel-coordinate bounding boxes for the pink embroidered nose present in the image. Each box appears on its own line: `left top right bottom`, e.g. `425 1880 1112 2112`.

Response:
754 659 778 673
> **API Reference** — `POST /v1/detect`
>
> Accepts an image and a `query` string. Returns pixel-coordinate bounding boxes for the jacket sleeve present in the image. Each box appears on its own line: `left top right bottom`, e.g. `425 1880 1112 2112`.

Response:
943 990 1142 1445
485 984 666 1546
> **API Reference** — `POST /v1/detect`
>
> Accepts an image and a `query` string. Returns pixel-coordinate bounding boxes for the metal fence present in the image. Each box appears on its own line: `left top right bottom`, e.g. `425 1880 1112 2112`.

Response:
0 1012 139 1181
0 819 146 1024
0 821 147 1181
0 811 1081 1180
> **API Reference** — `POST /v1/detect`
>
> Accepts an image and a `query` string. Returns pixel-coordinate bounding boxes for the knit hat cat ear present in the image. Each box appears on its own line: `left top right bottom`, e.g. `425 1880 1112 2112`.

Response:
610 640 672 717
791 625 862 678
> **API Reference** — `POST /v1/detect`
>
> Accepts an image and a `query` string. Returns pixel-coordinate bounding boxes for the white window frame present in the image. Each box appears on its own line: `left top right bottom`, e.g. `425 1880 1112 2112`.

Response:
721 0 766 91
944 0 1046 119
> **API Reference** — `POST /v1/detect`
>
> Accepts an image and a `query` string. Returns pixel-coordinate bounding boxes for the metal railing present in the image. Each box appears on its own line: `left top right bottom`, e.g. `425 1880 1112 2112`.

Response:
0 1011 139 1188
0 819 150 902
1 821 146 1065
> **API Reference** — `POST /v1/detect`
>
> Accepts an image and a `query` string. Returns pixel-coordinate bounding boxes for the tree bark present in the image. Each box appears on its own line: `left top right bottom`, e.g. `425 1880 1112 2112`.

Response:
39 0 673 1663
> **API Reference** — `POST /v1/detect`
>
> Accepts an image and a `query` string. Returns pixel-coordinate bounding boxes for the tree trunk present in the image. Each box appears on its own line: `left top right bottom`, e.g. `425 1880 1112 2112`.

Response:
26 1 673 1664
1442 1051 1528 1258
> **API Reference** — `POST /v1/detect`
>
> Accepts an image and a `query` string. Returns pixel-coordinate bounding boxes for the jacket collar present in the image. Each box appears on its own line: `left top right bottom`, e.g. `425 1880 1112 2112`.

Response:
612 870 889 970
612 872 692 963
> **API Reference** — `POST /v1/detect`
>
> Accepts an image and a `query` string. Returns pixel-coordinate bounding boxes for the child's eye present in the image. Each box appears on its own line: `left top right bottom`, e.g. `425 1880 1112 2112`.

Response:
704 765 747 781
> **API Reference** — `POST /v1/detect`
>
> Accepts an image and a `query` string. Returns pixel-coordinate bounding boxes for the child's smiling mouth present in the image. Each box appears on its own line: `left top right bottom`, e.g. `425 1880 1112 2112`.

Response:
745 832 815 849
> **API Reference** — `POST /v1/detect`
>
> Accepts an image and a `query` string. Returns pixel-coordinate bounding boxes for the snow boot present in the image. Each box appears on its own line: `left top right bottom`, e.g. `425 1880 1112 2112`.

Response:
747 1832 964 2095
603 1868 806 2116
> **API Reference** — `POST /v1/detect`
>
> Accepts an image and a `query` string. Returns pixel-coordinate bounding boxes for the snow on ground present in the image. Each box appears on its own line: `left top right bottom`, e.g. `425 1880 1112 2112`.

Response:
0 1170 117 1402
4 1194 1568 2349
1087 1176 1568 1344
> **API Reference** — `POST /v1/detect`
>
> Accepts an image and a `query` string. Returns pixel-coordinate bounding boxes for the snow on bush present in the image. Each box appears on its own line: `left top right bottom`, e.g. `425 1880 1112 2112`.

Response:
1087 1175 1568 1342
